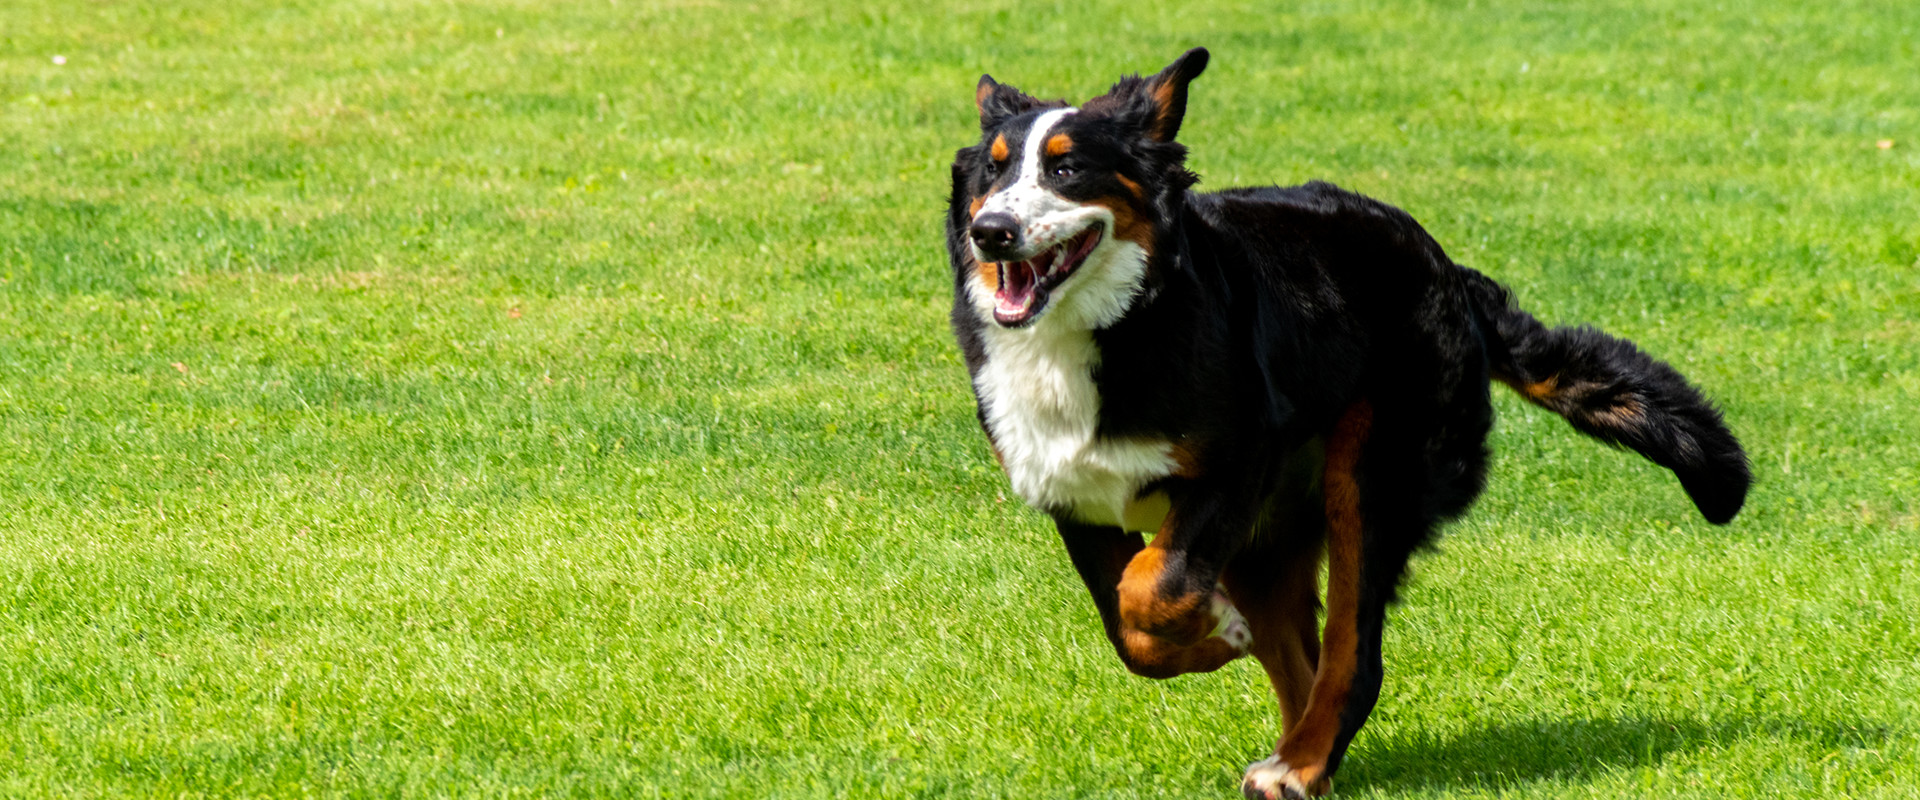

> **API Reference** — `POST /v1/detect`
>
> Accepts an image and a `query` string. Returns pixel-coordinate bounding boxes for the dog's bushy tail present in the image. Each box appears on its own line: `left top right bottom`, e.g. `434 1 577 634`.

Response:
1461 268 1751 524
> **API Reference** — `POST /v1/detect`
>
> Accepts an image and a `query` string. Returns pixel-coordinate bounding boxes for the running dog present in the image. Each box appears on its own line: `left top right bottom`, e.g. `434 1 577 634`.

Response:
943 48 1750 798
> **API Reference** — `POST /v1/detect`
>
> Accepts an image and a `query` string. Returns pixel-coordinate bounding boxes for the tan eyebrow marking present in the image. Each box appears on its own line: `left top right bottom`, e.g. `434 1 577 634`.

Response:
990 135 1009 162
1045 133 1073 157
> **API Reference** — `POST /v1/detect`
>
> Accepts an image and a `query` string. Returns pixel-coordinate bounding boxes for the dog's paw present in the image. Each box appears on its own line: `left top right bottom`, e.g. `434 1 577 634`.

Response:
1208 588 1252 651
1241 756 1331 800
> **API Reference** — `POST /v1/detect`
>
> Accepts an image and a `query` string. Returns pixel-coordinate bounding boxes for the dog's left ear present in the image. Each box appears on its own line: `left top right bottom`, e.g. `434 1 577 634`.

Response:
976 75 1041 131
1087 47 1210 142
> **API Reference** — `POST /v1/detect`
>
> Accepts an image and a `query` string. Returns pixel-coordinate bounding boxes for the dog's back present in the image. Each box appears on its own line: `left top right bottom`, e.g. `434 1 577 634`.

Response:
1184 181 1750 524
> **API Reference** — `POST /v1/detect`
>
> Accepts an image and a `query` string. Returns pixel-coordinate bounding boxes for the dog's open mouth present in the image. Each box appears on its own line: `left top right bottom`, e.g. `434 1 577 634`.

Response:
993 225 1104 327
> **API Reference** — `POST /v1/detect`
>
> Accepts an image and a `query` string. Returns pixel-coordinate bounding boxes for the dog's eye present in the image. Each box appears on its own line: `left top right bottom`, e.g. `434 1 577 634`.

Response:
1052 165 1076 178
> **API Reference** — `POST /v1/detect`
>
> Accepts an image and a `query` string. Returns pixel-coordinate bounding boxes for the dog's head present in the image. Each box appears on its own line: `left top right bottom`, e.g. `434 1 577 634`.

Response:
950 48 1209 330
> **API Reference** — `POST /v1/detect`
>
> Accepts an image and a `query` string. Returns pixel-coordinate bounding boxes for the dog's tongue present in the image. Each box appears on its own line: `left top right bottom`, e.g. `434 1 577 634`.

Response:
996 260 1037 316
1000 247 1061 308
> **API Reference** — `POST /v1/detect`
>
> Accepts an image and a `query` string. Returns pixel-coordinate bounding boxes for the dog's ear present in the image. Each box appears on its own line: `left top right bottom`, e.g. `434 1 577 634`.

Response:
1086 47 1210 142
1142 48 1209 141
976 75 1039 130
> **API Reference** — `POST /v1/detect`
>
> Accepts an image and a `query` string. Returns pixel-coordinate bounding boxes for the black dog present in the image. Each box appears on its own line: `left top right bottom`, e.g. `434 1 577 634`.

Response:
944 48 1750 798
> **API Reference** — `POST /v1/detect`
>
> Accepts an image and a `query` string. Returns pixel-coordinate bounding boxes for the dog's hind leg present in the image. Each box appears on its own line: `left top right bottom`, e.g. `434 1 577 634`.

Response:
1241 402 1405 800
1223 541 1322 731
1057 520 1249 679
1226 439 1333 731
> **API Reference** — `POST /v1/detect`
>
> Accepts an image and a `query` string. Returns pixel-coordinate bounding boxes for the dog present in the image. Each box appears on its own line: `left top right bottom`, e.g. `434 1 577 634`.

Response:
943 48 1750 799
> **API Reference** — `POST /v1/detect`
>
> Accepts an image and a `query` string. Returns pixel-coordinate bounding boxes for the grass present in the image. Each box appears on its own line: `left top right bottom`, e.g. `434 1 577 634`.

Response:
1 0 1916 796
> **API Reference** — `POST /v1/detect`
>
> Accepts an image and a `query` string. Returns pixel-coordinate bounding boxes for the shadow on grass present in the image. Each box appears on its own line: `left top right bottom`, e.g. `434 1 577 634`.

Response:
1343 715 1897 794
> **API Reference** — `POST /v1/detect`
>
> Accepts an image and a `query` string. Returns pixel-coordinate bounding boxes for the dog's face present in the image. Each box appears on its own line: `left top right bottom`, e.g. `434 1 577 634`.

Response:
952 48 1209 330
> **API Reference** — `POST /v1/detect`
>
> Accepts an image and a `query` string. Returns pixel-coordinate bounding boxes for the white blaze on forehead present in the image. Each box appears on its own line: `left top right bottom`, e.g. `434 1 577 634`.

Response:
977 108 1078 227
963 105 1149 332
1016 108 1075 187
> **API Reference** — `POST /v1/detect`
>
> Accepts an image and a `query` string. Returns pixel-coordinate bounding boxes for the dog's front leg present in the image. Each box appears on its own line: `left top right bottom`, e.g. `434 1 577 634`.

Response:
1057 516 1251 679
1054 520 1144 646
1111 486 1256 672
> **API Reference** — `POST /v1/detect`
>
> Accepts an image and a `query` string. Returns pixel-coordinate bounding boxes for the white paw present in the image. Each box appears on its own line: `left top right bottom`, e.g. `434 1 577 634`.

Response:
1208 590 1253 651
1241 755 1328 800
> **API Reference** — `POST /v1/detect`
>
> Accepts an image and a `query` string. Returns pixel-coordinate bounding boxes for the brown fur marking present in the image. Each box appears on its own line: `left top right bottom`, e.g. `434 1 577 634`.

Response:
967 196 996 291
1118 540 1209 646
1149 79 1178 140
1169 437 1205 478
1520 374 1560 403
1117 628 1245 680
1272 400 1373 787
1087 195 1154 252
1115 174 1145 200
1224 546 1324 731
1112 535 1246 679
1118 546 1181 634
976 258 999 292
1501 373 1580 417
1045 133 1073 157
990 135 1010 162
1591 396 1647 428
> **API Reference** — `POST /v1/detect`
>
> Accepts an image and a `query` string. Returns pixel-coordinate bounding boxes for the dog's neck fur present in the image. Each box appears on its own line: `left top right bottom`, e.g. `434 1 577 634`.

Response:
966 213 1199 528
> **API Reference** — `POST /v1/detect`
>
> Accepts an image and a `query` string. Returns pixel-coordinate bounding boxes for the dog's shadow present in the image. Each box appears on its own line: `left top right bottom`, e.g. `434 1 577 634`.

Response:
1339 715 1894 794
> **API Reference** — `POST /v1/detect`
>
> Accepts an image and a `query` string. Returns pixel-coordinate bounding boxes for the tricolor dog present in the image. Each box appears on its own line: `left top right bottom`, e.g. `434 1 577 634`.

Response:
944 48 1750 799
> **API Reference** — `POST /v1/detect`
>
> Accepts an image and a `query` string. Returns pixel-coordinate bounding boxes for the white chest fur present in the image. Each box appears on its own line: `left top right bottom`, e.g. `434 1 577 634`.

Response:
972 321 1177 531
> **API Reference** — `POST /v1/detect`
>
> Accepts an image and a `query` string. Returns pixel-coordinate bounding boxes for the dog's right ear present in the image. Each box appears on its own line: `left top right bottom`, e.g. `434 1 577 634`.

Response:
1137 48 1208 142
1082 48 1210 143
976 75 1038 130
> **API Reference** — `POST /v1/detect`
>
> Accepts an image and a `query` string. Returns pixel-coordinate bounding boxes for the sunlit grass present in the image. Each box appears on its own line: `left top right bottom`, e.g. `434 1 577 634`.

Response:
1 0 1916 796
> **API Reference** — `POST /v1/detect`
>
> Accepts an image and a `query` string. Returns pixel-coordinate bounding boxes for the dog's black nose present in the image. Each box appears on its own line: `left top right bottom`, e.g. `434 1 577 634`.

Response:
969 212 1021 253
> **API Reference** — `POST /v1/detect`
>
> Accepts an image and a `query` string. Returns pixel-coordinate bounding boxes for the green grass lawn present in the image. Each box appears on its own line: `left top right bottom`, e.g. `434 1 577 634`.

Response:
2 0 1917 797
